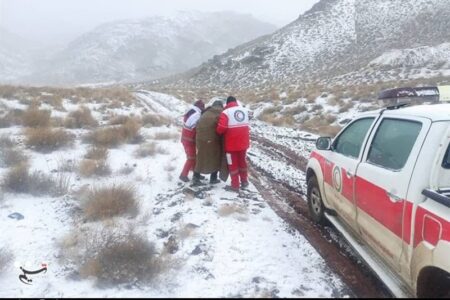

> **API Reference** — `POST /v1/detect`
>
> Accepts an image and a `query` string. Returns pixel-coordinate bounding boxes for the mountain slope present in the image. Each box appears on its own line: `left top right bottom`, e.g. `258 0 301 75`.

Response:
168 0 450 89
25 11 276 85
0 28 33 82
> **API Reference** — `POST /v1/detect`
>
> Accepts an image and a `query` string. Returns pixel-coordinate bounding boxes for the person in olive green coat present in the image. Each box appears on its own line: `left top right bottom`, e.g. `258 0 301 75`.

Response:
194 100 229 185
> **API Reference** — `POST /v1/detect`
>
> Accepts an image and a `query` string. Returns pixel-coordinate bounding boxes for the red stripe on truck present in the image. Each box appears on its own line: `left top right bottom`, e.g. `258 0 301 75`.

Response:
355 176 406 242
414 207 450 247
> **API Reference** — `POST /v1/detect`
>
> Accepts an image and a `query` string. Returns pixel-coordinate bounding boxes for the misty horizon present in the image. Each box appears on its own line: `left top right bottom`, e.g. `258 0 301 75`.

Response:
0 0 319 49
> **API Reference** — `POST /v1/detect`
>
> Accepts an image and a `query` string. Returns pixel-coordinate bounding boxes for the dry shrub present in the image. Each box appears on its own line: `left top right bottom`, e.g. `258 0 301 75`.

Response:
86 120 141 148
0 109 24 128
22 106 51 128
62 227 167 287
324 114 337 124
300 113 341 136
78 159 111 177
45 94 64 110
338 101 354 113
84 146 108 161
2 163 56 196
108 115 131 126
151 131 179 140
318 125 342 137
25 127 74 152
134 142 168 158
141 114 171 127
65 106 98 128
0 85 19 98
81 233 159 286
51 116 65 127
273 115 296 127
218 203 247 217
82 184 138 220
261 106 282 116
284 105 307 116
53 172 72 197
85 127 124 148
309 104 323 113
121 118 141 141
0 148 28 168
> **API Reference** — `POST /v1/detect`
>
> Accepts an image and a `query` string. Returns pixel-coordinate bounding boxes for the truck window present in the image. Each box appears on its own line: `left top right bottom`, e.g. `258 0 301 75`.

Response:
443 144 450 169
333 118 374 159
367 119 422 170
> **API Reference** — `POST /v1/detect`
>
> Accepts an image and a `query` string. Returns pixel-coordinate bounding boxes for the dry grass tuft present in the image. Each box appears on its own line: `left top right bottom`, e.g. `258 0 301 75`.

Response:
85 120 141 148
65 106 98 128
1 163 58 196
151 131 179 140
108 115 131 126
78 159 111 178
24 127 74 152
134 142 168 158
82 184 138 221
141 114 171 127
0 147 28 168
84 146 109 161
61 227 168 287
22 106 51 128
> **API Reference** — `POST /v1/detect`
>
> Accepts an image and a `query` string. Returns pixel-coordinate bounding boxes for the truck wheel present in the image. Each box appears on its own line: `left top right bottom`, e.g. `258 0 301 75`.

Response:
307 175 326 224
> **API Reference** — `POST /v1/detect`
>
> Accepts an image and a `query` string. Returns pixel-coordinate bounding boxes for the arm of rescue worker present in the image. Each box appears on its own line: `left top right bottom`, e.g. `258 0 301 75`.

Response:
185 110 201 129
216 112 228 135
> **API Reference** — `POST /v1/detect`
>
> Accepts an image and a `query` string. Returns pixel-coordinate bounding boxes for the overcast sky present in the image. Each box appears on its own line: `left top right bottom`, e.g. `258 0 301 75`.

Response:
0 0 319 46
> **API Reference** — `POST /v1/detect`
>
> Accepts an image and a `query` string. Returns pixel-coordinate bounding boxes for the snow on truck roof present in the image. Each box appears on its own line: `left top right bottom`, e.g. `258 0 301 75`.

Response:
356 104 450 121
384 103 450 121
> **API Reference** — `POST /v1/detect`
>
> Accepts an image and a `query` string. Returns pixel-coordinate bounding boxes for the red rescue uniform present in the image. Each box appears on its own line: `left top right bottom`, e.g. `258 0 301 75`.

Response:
180 106 202 178
216 101 250 189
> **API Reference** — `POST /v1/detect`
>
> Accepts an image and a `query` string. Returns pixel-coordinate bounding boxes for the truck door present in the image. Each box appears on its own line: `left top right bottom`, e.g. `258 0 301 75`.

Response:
355 116 430 270
323 117 376 231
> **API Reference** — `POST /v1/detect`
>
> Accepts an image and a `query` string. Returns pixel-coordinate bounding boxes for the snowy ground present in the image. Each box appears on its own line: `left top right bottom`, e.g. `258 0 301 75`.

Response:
0 90 349 297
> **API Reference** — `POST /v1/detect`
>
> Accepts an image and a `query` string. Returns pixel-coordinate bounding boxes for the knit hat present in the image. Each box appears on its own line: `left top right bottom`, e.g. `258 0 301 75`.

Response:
226 96 237 104
212 100 224 108
194 100 205 110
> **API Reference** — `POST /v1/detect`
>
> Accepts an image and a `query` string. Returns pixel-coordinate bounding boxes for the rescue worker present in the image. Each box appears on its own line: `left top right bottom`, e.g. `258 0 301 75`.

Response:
216 96 250 192
179 100 205 183
194 100 229 186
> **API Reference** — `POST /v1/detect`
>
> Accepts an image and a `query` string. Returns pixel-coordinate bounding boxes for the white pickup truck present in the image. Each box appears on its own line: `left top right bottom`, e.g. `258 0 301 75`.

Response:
306 86 450 298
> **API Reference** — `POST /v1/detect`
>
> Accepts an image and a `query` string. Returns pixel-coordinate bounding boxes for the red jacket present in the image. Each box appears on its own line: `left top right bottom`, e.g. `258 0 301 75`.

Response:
216 102 250 152
181 106 202 144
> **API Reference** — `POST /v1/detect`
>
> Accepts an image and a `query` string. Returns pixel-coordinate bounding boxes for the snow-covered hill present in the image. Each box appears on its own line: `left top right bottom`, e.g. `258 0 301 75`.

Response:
0 29 33 83
23 11 276 86
164 0 450 89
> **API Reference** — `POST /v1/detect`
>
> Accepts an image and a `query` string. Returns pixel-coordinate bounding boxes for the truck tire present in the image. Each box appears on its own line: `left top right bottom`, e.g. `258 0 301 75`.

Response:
307 175 326 224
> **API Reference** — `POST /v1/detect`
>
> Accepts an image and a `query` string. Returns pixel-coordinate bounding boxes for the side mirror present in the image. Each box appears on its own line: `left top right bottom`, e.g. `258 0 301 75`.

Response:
316 137 332 151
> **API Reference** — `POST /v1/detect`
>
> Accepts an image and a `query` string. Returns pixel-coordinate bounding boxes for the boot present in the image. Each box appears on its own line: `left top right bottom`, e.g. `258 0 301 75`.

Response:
194 172 206 180
224 185 239 193
179 175 190 183
191 172 203 187
210 172 220 184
